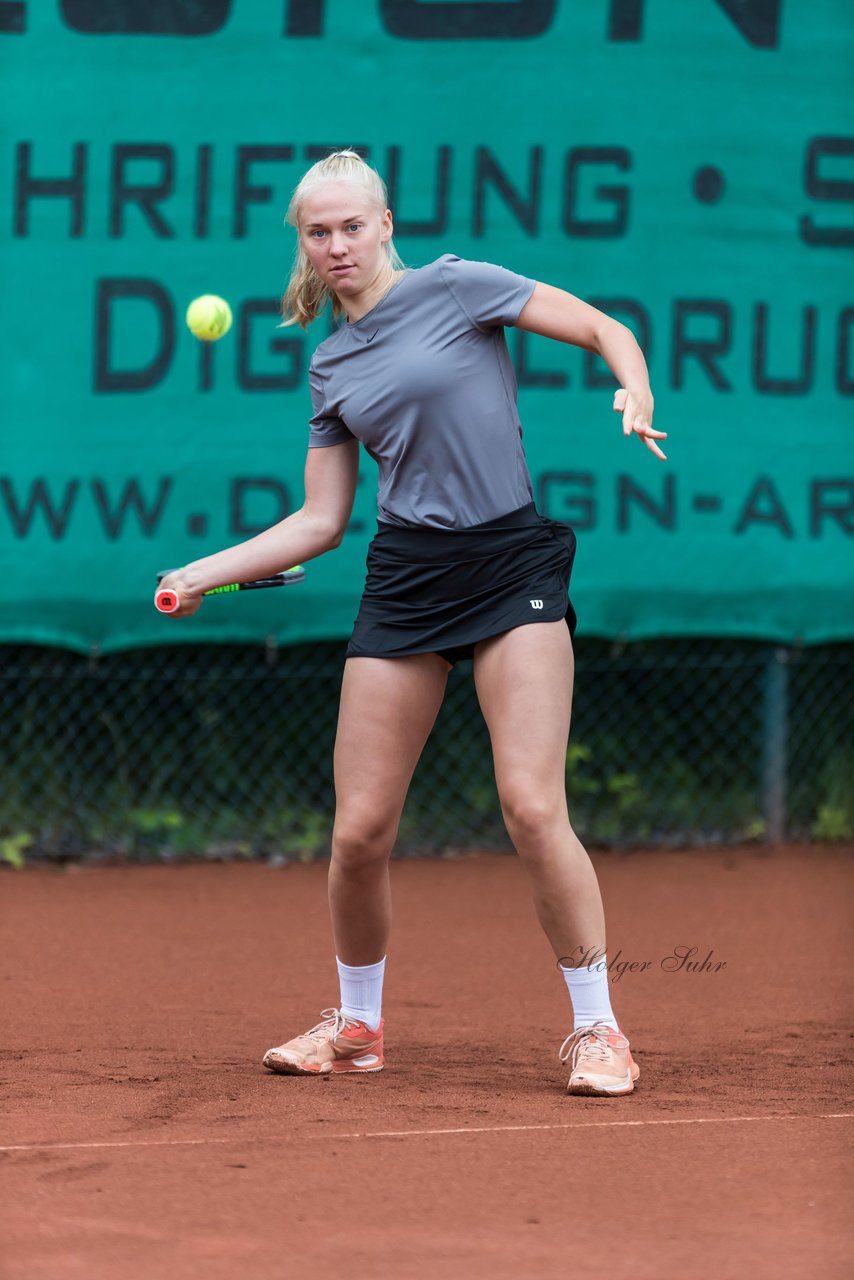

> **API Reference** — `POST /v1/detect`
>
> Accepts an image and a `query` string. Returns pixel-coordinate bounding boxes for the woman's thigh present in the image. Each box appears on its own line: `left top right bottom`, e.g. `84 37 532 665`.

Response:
334 653 449 835
473 622 574 803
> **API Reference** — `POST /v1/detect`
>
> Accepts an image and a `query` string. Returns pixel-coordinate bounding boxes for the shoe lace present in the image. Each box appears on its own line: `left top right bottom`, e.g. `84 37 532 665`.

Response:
302 1007 348 1044
558 1021 622 1067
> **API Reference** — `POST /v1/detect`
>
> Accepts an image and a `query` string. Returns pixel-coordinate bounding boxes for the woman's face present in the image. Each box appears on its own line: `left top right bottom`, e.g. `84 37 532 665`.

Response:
298 182 393 297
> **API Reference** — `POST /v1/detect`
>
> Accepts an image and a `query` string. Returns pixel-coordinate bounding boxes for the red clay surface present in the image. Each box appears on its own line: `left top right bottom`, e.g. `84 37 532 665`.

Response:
2 846 852 1280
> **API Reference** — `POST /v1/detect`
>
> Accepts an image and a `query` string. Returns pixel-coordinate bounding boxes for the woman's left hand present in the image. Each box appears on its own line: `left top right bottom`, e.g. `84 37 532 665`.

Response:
613 387 667 461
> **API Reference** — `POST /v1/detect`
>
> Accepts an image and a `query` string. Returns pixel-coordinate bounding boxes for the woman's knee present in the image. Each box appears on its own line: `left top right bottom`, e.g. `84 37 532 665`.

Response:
331 810 397 871
500 786 568 849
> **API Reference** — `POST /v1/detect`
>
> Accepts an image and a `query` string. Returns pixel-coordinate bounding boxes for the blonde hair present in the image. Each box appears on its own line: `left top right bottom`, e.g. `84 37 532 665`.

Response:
281 150 405 329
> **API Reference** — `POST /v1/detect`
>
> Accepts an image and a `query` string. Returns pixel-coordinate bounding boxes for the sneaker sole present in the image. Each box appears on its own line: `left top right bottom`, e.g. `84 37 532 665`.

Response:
262 1055 384 1076
566 1066 639 1096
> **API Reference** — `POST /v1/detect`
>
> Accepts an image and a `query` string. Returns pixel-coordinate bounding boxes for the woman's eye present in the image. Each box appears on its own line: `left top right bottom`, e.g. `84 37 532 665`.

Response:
348 224 363 232
310 230 326 238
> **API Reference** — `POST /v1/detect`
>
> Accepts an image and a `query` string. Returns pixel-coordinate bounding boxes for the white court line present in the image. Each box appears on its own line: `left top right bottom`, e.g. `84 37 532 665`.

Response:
2 1112 852 1154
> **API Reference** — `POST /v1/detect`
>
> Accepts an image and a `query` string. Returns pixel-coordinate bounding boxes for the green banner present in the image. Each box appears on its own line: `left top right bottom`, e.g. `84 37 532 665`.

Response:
2 1 852 652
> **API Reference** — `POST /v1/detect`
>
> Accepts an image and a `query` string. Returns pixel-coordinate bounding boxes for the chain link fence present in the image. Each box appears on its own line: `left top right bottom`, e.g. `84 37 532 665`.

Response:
1 639 852 864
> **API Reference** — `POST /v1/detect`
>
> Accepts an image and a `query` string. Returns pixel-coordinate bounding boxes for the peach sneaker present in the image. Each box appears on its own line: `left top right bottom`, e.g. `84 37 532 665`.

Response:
559 1021 640 1096
262 1007 384 1076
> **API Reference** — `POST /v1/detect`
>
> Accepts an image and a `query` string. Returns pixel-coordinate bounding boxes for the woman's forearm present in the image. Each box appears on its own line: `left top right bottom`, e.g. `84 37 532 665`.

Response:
179 507 340 596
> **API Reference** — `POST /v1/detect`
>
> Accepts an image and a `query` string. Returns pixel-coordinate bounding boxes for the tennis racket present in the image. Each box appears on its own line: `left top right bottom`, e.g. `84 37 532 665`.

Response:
154 566 305 614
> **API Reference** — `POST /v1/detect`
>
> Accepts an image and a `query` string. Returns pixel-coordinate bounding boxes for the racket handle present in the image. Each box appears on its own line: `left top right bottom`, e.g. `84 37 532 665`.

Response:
154 566 304 613
154 587 180 614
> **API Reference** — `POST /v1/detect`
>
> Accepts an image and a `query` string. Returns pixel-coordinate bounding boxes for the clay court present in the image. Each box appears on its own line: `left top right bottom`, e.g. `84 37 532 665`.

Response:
2 844 851 1279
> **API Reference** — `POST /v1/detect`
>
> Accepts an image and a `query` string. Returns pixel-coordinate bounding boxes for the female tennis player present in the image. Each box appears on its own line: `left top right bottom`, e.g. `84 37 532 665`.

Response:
157 150 665 1096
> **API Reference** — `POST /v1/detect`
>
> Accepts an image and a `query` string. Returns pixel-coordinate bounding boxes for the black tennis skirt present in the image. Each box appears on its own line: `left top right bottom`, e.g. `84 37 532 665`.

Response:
346 502 577 666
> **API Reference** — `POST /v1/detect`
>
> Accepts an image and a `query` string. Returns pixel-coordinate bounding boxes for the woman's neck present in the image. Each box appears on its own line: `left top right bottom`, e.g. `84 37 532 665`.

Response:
343 267 402 323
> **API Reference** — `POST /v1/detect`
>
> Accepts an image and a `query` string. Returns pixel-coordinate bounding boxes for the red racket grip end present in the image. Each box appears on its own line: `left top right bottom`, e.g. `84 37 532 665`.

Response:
155 587 180 614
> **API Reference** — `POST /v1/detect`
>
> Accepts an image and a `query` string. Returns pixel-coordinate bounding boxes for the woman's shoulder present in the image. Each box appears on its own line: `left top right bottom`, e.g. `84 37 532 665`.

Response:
421 254 528 289
414 253 490 276
407 254 518 296
408 253 505 278
395 254 456 288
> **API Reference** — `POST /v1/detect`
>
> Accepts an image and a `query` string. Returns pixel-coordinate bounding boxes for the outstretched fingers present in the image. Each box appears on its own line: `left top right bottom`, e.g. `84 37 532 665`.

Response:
636 426 668 460
613 387 667 461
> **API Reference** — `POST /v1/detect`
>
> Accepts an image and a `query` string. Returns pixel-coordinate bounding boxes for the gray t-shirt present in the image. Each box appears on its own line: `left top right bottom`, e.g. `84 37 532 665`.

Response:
307 254 537 529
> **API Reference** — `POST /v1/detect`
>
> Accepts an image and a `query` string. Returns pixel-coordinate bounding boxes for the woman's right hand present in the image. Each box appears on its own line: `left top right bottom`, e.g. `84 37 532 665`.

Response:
155 570 203 618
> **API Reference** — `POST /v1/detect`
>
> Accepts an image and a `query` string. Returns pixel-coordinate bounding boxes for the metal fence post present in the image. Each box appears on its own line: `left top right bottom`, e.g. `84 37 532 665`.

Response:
761 647 790 843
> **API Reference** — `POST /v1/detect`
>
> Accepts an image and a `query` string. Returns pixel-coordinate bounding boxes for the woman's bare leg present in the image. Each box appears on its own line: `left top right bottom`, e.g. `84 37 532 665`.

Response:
329 653 449 964
473 622 606 962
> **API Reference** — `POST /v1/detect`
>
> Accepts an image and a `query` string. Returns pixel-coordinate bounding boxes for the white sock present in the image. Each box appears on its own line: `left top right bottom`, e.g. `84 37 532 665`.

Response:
337 956 386 1031
560 955 618 1031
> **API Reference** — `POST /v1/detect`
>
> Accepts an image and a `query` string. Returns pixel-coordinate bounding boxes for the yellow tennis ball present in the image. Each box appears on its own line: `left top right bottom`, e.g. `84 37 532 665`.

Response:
186 294 233 341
